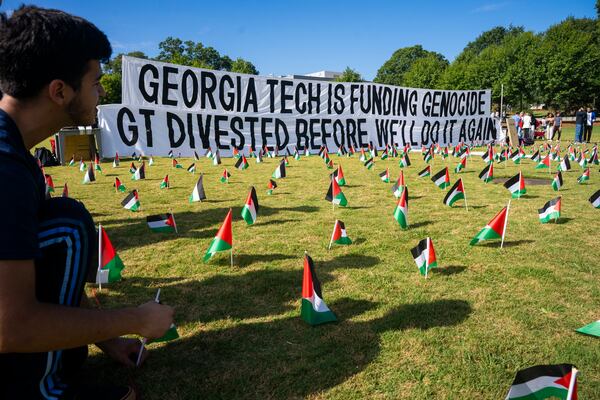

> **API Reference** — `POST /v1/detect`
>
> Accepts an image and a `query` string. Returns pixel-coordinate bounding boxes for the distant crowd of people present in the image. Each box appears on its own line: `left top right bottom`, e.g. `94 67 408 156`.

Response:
510 107 595 145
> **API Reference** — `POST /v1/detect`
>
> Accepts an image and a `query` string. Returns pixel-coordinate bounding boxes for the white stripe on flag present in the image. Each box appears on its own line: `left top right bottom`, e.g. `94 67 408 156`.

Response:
506 376 567 399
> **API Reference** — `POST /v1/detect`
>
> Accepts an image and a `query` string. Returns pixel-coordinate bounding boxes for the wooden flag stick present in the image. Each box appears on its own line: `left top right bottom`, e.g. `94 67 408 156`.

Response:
97 224 102 292
136 288 161 367
328 220 336 250
500 200 511 249
170 209 178 234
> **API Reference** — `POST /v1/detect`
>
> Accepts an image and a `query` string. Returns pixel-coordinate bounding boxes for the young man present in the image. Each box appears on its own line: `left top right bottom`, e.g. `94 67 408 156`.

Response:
0 6 174 399
585 107 595 143
575 107 586 143
552 111 562 141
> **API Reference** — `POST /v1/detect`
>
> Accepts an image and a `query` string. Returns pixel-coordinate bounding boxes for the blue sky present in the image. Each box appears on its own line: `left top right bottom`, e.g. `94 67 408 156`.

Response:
1 1 595 80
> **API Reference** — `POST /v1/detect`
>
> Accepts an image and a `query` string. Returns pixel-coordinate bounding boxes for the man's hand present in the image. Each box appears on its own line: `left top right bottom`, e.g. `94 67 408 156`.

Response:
96 337 148 367
137 301 174 339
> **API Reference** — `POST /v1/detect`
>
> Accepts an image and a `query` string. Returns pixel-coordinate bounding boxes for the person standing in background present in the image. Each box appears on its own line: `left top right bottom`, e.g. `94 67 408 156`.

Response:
585 107 595 143
545 113 554 141
551 111 562 142
575 107 586 143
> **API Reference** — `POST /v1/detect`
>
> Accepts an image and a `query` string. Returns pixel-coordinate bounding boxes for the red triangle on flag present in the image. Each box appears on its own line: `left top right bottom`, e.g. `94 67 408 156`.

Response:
215 209 233 246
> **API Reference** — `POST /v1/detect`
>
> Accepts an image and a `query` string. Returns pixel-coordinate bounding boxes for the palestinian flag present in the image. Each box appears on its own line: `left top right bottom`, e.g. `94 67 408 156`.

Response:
94 154 102 172
504 172 526 198
536 154 551 169
294 148 300 160
220 169 231 183
318 146 326 159
82 164 95 184
187 163 196 174
305 148 311 157
349 146 355 156
380 149 388 160
326 158 334 169
505 364 578 400
590 189 600 208
423 148 433 163
301 253 337 325
267 179 277 195
589 146 599 164
393 187 409 229
431 167 450 189
529 150 540 163
172 158 183 168
418 165 431 178
335 165 346 186
538 197 561 223
147 213 177 233
364 158 374 170
168 150 174 158
129 162 137 174
131 152 137 158
203 209 233 262
79 159 86 172
329 220 352 246
113 152 120 167
132 162 146 180
510 150 521 165
479 163 494 183
359 148 366 161
325 177 348 207
96 226 125 284
121 190 140 211
213 150 222 165
45 174 55 193
391 171 406 198
68 155 75 166
577 154 587 169
399 153 411 168
481 148 492 164
232 147 240 158
205 148 213 159
558 156 571 172
576 320 600 337
114 177 127 192
454 157 467 173
443 178 465 207
160 175 169 189
337 147 345 157
189 174 207 202
194 150 200 161
577 168 590 184
470 205 509 246
272 160 286 179
552 171 563 191
241 187 259 225
148 156 154 166
255 150 263 163
379 168 390 183
410 237 437 276
235 155 249 170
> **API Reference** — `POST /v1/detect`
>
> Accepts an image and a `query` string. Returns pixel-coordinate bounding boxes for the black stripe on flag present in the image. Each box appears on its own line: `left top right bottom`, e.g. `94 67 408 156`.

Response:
431 168 446 183
410 238 428 260
305 254 324 299
329 169 339 180
503 173 520 190
510 364 575 385
538 197 560 214
555 171 563 186
194 174 207 200
234 157 244 169
147 213 172 223
278 160 286 177
249 186 259 213
403 153 411 166
121 190 137 207
418 166 429 176
269 179 277 189
379 170 388 179
589 189 600 205
479 164 491 179
325 181 333 202
443 180 462 204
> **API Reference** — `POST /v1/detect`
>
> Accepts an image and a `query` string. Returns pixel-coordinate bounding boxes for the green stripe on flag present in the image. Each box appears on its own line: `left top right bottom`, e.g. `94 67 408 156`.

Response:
203 237 232 262
300 298 337 325
103 255 125 282
507 386 568 400
470 226 501 245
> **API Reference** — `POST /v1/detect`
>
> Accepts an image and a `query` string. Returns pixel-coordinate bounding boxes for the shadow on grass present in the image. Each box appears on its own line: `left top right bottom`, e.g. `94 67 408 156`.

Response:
555 217 574 225
214 253 295 268
319 254 380 270
411 220 433 228
432 265 466 276
466 205 487 209
352 237 366 245
84 298 472 399
479 239 534 248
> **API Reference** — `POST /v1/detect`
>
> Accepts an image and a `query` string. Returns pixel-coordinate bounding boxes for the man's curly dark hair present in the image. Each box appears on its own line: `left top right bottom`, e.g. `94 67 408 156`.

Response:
0 5 112 99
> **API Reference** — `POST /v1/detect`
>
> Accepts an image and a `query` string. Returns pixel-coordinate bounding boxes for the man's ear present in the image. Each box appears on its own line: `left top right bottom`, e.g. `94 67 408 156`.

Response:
47 79 75 106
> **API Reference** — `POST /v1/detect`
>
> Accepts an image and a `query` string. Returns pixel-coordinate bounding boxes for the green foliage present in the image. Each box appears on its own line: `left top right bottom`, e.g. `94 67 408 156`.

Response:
402 55 448 89
334 67 363 82
456 25 524 62
374 45 447 86
230 58 259 75
100 52 148 105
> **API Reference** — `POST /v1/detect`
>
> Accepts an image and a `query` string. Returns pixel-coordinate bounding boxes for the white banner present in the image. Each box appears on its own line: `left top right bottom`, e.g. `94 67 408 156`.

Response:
97 56 502 157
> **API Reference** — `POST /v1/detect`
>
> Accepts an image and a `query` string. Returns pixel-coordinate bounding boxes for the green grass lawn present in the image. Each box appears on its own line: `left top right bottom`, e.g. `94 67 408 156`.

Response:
41 135 599 399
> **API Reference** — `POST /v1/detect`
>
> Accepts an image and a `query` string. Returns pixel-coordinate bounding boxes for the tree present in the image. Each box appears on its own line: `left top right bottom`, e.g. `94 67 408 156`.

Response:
230 58 259 75
334 67 363 82
455 25 524 62
402 55 448 89
374 45 447 86
100 51 148 104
